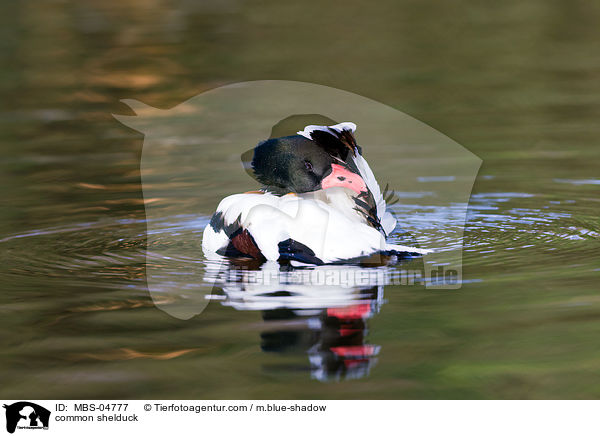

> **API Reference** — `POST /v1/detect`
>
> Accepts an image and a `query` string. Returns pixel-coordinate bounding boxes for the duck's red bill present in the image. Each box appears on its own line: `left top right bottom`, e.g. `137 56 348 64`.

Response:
321 164 367 195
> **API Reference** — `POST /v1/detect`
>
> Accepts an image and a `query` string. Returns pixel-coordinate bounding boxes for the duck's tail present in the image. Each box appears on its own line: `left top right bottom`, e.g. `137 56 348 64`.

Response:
385 243 432 256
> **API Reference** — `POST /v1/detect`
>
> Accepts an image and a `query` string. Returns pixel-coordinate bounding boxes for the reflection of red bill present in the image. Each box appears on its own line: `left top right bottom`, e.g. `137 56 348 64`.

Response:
321 164 367 195
327 303 371 319
330 345 380 358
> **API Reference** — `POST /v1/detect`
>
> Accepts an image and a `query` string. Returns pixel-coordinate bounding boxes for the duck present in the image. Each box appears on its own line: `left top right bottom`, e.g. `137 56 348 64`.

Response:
202 122 430 264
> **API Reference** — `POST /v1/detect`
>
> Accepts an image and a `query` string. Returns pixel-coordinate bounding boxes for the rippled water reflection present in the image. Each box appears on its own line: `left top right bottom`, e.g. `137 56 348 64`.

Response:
2 179 598 397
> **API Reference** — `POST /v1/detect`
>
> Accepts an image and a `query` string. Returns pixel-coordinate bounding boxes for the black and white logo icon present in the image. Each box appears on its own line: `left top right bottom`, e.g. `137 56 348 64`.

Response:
3 402 50 434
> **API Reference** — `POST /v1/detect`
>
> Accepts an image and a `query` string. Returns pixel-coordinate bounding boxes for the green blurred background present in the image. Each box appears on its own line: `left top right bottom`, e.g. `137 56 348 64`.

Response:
0 0 599 398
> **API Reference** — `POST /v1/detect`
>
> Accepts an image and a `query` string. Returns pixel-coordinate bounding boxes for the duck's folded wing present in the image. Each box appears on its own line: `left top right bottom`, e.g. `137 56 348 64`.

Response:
202 193 318 260
203 193 392 263
201 192 279 254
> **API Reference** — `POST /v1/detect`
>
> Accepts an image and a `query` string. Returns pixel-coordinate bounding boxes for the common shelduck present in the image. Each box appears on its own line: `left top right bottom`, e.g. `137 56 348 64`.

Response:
202 122 430 264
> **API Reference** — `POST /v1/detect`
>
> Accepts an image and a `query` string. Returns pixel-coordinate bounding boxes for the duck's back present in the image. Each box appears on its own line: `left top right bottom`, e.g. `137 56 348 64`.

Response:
202 191 389 263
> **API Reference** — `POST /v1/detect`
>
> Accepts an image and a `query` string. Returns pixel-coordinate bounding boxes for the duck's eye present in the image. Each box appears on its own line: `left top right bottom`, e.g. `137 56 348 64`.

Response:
304 160 313 171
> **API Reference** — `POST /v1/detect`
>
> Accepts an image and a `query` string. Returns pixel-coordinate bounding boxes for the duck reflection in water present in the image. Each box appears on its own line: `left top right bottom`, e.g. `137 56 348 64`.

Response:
204 258 407 381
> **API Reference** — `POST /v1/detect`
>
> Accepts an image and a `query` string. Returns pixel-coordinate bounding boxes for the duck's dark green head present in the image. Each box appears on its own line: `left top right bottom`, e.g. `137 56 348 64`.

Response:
251 135 336 194
250 132 368 196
